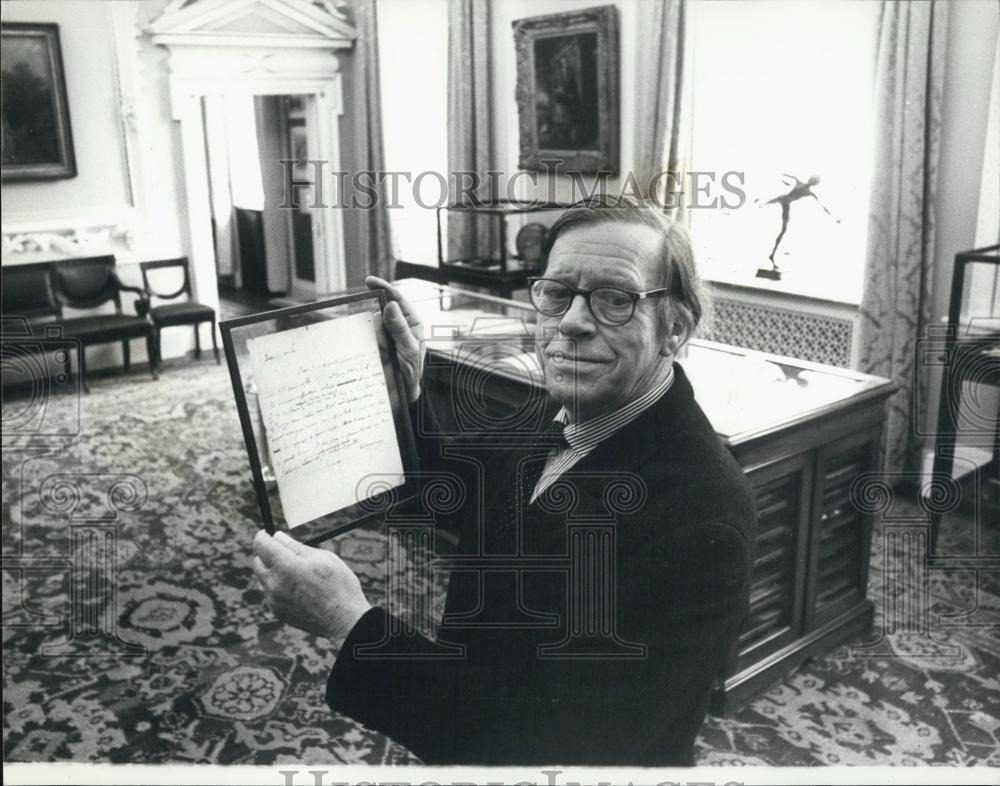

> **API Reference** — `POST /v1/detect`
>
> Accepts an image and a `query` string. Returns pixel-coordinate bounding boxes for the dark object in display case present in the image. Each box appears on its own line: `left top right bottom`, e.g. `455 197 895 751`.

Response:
516 222 548 266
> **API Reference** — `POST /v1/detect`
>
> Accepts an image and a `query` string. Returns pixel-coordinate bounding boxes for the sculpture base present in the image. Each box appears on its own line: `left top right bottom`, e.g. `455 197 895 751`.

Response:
756 267 782 281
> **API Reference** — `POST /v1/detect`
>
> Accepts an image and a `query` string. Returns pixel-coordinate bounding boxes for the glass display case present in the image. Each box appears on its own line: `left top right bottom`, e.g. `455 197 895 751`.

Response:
394 278 896 711
929 244 999 556
424 200 569 298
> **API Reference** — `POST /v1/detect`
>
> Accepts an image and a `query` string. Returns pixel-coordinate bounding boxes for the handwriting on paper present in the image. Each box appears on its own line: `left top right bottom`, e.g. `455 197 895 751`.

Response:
246 311 404 527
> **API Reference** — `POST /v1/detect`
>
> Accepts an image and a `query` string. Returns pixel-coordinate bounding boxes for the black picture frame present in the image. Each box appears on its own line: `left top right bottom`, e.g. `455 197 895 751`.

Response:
1 22 77 182
513 5 619 174
220 291 420 546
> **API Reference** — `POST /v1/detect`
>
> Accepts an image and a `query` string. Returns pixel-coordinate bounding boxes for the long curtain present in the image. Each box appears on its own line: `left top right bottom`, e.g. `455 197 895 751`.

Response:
353 0 394 279
634 0 687 216
858 0 948 475
447 0 494 261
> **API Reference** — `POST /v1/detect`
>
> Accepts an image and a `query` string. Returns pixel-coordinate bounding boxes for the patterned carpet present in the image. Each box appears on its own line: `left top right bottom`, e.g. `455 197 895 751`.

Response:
2 358 998 766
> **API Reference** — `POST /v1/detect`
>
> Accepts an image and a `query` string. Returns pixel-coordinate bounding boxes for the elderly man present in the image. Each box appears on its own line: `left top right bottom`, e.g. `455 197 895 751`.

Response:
253 203 756 766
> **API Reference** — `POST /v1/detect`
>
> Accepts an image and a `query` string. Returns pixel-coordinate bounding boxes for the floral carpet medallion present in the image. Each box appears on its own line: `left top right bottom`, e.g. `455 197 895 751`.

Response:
3 359 998 766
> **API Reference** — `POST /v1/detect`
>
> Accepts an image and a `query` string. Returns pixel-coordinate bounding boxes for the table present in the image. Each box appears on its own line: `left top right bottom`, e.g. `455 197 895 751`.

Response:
392 279 896 711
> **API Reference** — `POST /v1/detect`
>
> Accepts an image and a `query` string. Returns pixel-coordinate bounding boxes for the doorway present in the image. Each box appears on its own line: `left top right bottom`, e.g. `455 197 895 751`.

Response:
203 93 322 307
151 0 353 326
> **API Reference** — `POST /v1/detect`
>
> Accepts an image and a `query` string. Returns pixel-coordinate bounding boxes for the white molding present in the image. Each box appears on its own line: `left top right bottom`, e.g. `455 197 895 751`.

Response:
108 3 150 243
148 0 356 42
162 47 344 115
2 212 136 264
151 32 352 48
176 93 219 309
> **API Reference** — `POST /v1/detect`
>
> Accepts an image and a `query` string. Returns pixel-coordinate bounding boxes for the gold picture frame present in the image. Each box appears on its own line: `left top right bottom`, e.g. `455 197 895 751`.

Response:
513 5 619 174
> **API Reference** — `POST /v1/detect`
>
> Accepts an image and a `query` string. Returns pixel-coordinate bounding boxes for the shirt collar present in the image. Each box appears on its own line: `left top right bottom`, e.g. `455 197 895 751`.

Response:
552 364 675 452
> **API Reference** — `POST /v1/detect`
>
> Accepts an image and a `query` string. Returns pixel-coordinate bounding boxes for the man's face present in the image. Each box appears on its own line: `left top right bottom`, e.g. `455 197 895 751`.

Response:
534 221 673 420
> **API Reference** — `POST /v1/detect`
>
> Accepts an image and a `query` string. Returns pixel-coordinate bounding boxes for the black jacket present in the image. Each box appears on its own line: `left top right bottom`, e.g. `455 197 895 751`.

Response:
326 363 756 765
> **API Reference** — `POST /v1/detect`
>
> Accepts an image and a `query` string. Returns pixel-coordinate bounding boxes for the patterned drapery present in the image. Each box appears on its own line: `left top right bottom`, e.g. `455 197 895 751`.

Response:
858 0 948 475
634 0 687 217
447 0 495 261
352 0 394 279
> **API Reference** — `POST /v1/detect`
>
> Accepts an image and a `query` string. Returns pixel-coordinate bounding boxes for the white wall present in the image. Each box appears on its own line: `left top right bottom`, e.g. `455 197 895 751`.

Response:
1 0 194 371
1 2 130 215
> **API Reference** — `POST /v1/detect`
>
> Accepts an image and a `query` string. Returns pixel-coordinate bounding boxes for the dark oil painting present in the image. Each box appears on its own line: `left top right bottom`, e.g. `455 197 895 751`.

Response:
533 32 600 152
1 23 76 181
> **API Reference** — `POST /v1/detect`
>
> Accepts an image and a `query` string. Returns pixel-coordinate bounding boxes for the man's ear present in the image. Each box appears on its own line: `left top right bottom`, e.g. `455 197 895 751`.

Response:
659 318 684 358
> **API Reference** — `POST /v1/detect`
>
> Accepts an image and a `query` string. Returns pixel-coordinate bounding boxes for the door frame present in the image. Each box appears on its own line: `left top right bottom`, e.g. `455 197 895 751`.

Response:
279 94 322 300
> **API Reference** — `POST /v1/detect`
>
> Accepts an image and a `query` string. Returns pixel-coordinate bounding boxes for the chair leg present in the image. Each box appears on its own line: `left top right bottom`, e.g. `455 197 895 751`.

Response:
152 326 161 372
147 334 159 381
78 344 89 394
122 340 131 374
211 318 220 364
194 323 202 359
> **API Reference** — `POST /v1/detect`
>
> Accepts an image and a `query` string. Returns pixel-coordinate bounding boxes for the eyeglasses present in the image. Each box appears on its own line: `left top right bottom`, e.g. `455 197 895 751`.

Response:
527 277 670 327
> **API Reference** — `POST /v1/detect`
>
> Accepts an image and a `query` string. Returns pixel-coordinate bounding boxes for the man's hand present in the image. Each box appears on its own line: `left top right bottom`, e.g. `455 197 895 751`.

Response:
253 530 372 649
366 276 425 403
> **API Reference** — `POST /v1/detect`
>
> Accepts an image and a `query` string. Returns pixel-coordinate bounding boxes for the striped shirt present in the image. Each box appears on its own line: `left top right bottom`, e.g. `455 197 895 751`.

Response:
530 364 676 503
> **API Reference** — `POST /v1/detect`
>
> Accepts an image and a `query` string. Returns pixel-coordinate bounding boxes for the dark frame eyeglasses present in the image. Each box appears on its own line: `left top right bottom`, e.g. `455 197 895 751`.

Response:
527 277 670 327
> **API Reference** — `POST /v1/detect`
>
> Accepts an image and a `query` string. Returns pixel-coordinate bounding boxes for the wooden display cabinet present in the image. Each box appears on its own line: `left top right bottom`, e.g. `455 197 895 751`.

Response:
392 279 897 711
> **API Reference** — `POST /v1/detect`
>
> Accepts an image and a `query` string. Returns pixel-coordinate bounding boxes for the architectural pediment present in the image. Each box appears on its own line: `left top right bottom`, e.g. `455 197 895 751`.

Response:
148 0 356 48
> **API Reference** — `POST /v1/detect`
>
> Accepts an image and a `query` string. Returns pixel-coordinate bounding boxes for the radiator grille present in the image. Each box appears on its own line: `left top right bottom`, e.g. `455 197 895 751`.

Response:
702 299 854 367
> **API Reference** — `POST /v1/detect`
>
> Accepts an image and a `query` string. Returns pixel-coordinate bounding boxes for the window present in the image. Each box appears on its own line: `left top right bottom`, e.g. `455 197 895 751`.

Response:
687 0 878 303
377 0 448 264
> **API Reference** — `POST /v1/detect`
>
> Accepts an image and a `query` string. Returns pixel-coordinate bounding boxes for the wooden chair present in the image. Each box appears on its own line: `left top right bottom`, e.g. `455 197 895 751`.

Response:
1 263 72 383
1 264 61 329
139 257 219 370
51 256 157 392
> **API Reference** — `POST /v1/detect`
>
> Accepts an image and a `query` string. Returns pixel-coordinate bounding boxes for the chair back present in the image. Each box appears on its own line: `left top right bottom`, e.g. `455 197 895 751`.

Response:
1 264 61 321
140 257 192 302
52 256 122 313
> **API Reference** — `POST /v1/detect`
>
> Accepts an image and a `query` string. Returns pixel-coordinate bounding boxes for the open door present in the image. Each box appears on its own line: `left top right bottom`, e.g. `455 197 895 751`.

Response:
281 95 322 300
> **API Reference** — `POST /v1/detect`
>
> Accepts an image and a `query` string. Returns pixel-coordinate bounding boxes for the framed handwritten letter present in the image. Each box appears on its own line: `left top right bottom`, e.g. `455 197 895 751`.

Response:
220 291 419 545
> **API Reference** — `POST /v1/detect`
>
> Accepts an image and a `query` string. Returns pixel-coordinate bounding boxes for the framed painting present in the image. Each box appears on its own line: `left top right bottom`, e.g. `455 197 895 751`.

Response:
513 5 619 174
1 23 76 182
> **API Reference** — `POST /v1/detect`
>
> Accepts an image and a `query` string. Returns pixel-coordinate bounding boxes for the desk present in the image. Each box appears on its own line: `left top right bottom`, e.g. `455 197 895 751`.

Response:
392 279 896 711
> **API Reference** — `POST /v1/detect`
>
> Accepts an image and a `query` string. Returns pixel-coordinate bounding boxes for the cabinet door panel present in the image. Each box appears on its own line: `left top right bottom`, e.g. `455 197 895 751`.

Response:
734 454 811 671
807 434 877 627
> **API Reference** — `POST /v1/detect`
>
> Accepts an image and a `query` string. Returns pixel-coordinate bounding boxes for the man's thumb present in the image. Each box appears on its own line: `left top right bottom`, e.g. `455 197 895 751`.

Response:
274 530 309 556
384 302 417 350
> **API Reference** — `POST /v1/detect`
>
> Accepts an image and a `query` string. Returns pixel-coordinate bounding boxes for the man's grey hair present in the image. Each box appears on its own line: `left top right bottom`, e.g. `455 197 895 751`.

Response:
541 198 710 347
